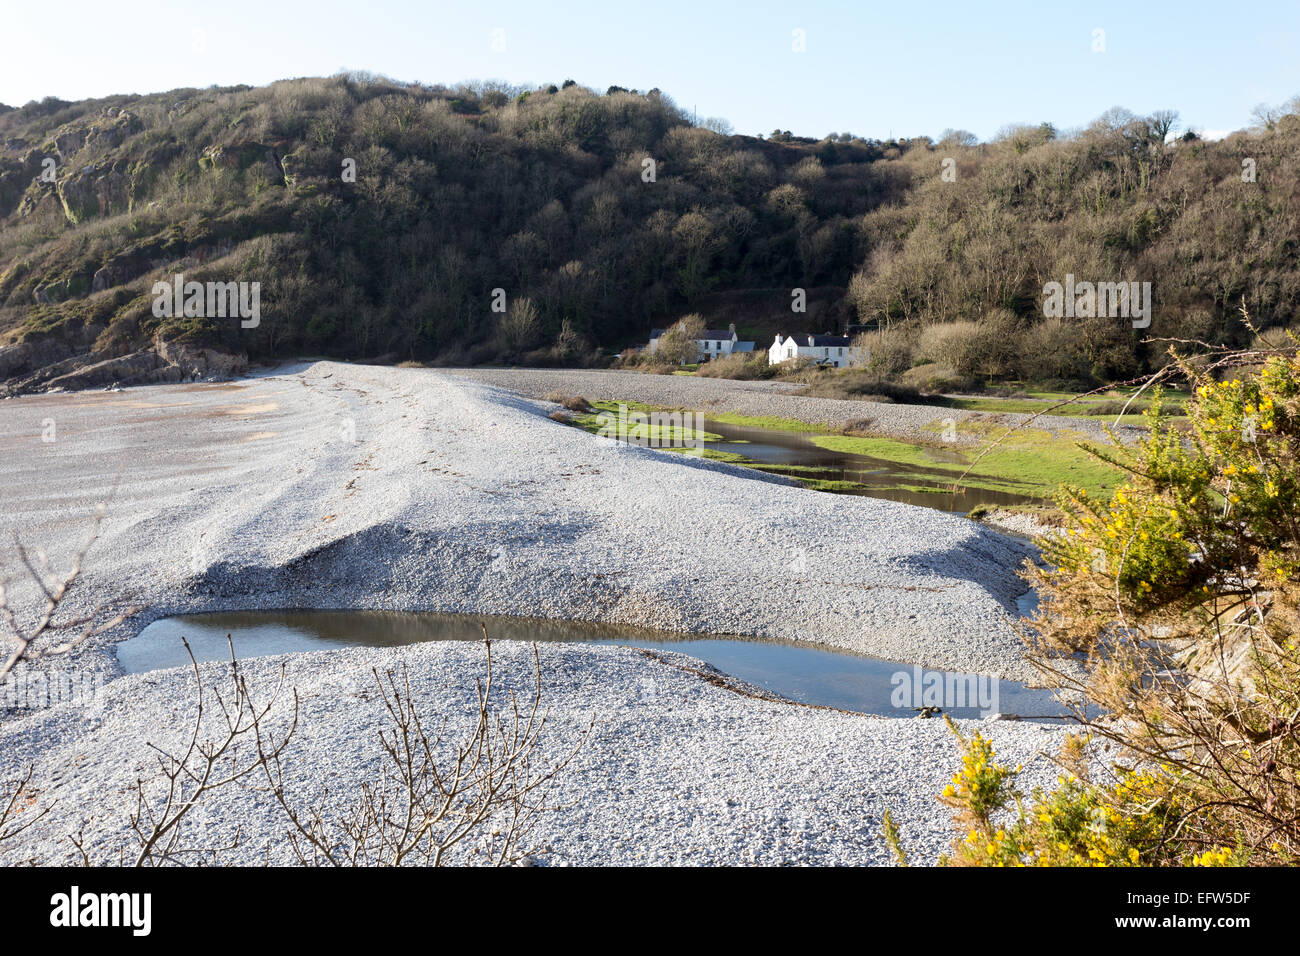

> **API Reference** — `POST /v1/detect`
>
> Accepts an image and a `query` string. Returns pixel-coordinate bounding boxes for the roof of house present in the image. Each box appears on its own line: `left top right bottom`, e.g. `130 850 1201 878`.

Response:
734 341 755 352
651 328 736 341
773 333 853 348
808 334 852 347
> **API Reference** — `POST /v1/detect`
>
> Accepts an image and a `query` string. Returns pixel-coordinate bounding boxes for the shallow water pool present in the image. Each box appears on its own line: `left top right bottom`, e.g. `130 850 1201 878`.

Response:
120 610 1067 720
696 417 1039 511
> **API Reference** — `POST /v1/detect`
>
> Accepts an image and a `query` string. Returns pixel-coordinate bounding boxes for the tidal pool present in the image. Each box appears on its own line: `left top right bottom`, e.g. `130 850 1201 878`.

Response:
695 418 1037 511
120 610 1067 720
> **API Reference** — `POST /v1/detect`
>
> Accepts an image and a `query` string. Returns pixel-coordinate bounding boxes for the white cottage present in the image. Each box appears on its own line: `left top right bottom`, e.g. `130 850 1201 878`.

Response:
648 323 756 362
768 333 864 369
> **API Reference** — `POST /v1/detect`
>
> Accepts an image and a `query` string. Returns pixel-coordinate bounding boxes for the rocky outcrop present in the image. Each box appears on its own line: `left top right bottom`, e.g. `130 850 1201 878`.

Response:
153 335 248 380
52 108 141 158
4 109 153 225
1 349 103 394
0 152 45 219
39 350 167 391
1 335 248 396
0 338 76 380
200 142 284 186
91 262 131 293
55 158 134 224
32 274 92 304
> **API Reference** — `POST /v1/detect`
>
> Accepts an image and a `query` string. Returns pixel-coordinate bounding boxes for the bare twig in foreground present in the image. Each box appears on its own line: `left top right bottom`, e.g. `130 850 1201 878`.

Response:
259 633 591 867
130 636 297 867
0 505 140 682
0 505 138 862
0 764 52 862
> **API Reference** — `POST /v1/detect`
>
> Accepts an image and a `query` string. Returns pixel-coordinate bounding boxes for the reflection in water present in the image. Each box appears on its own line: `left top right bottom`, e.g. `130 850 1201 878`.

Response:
120 610 1068 720
696 418 1036 511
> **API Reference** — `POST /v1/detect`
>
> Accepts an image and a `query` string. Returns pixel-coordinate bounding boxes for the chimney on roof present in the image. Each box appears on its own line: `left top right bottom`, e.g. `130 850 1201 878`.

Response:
728 322 736 336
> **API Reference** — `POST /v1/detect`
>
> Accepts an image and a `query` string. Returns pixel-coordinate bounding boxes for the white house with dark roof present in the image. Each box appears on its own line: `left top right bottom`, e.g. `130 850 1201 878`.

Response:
647 323 756 362
768 333 864 369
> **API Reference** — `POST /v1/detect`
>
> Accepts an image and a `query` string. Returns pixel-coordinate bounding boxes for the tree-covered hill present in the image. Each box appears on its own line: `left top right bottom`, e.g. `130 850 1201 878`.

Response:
847 107 1300 385
0 75 1296 392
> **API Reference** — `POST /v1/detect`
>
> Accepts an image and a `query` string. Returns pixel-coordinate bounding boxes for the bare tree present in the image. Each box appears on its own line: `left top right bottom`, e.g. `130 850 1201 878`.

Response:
655 313 706 365
258 635 590 867
1249 95 1300 132
1147 109 1179 144
1251 102 1283 132
938 128 978 148
497 296 541 355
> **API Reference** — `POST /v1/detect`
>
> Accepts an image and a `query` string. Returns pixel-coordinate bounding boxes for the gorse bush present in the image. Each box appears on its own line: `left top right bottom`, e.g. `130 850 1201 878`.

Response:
928 723 1203 867
909 336 1300 867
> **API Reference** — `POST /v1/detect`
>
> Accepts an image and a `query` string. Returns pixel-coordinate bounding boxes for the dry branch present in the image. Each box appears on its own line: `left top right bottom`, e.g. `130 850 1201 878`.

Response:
258 633 590 866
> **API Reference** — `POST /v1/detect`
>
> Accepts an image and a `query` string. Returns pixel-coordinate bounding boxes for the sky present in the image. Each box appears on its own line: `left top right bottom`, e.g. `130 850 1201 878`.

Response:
3 0 1299 141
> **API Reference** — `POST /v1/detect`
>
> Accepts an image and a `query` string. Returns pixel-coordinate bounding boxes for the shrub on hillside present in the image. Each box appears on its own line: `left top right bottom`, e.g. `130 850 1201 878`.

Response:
852 327 913 378
1016 318 1093 385
899 362 973 393
696 352 778 380
795 371 924 403
915 314 1019 380
542 392 594 412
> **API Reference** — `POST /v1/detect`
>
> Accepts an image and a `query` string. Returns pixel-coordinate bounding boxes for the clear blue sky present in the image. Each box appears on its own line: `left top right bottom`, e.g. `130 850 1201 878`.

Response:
5 0 1298 141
